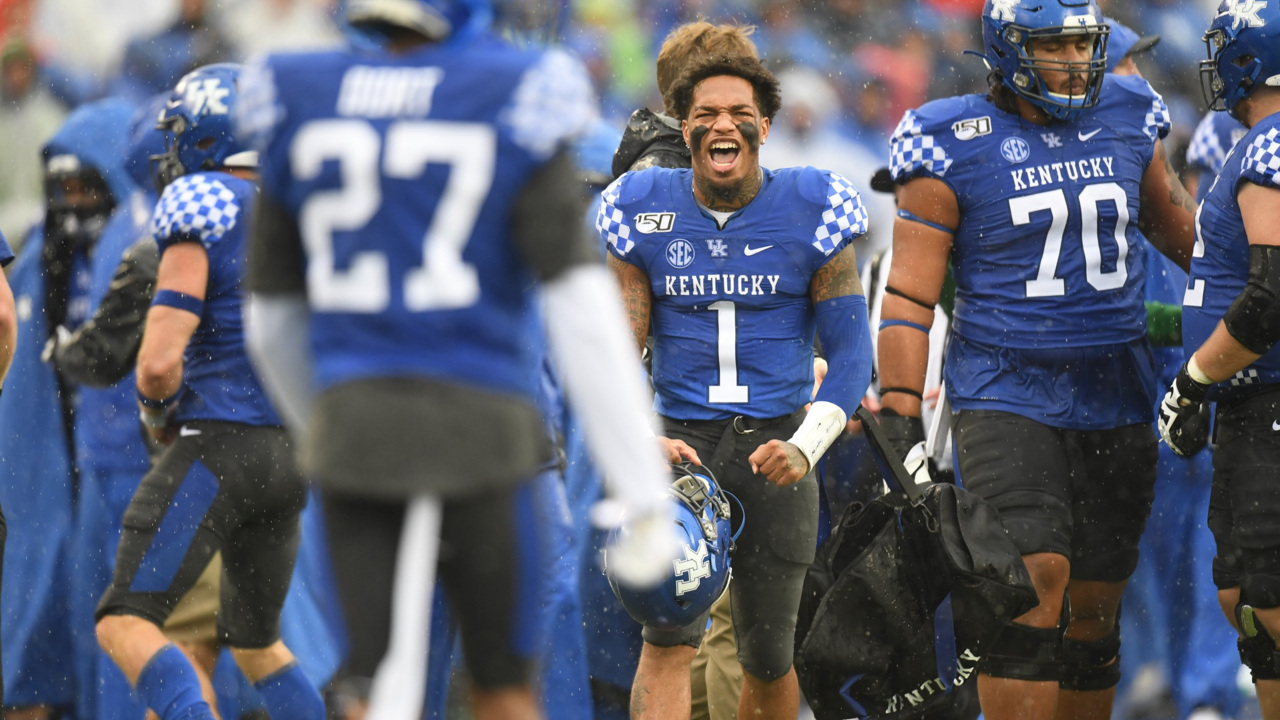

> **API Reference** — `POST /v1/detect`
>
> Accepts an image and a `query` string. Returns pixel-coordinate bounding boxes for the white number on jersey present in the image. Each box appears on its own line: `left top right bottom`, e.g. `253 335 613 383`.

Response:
1015 182 1132 298
707 300 749 404
291 118 495 313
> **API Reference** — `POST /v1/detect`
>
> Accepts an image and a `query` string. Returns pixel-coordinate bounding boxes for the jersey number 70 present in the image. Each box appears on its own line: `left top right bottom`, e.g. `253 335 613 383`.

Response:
291 118 495 313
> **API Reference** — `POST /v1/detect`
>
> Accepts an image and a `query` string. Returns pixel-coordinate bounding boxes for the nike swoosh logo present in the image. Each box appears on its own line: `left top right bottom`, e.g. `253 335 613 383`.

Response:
1273 420 1280 431
743 245 773 256
179 426 202 437
1078 129 1102 141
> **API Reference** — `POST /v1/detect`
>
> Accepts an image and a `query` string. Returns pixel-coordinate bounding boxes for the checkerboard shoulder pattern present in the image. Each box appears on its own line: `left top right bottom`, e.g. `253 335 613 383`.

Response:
506 49 595 161
812 172 868 256
595 175 633 256
1187 113 1228 176
890 110 952 181
1244 127 1280 189
153 174 241 246
1143 94 1171 141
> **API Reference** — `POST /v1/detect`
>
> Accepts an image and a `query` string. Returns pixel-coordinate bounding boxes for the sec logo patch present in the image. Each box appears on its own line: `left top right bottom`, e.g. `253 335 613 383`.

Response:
666 239 695 269
1001 137 1031 164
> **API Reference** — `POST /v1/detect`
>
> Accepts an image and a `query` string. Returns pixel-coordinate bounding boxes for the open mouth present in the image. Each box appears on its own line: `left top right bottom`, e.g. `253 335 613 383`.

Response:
708 139 741 172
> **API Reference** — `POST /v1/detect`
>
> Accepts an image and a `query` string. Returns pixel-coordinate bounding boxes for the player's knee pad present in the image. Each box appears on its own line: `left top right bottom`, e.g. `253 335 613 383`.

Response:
1237 603 1280 681
980 622 1062 682
1060 627 1121 691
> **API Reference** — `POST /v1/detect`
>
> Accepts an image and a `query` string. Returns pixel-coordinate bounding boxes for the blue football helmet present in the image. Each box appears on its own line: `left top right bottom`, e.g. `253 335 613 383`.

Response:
1201 0 1280 118
607 463 741 631
982 0 1110 121
346 0 492 42
153 63 255 189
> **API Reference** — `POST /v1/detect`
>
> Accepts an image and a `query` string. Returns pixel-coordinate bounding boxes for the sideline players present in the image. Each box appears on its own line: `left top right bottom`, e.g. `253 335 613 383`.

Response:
878 2 1198 719
601 54 873 719
94 63 325 720
1158 2 1280 716
236 1 680 719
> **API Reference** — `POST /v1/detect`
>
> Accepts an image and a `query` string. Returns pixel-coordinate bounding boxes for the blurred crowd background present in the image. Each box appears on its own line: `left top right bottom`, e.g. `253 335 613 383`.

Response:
0 0 1223 249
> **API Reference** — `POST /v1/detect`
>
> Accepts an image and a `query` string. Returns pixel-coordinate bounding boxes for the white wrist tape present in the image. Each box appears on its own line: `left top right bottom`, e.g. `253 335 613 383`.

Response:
787 400 847 470
1187 355 1215 385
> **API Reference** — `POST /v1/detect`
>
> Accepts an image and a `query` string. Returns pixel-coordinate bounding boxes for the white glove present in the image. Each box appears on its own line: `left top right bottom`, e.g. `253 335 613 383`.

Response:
903 440 933 486
41 325 71 364
600 500 681 590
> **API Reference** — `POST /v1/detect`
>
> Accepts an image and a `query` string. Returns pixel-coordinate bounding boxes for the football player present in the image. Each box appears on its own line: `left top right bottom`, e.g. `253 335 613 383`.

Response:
1158 2 1280 716
878 2 1198 719
601 54 873 719
236 1 679 719
93 64 325 720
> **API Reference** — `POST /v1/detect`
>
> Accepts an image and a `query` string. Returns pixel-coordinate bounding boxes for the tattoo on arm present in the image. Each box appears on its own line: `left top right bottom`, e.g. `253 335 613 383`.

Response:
608 253 651 352
1163 145 1198 214
810 243 865 304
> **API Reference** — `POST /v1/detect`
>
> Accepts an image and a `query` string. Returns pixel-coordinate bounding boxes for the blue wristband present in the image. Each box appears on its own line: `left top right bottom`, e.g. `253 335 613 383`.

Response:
897 209 954 235
879 319 930 335
137 386 183 410
152 290 204 317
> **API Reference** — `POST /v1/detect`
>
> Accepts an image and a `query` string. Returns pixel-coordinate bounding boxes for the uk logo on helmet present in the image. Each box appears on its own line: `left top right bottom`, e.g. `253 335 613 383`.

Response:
674 540 712 596
1226 0 1268 30
989 0 1020 21
183 78 231 117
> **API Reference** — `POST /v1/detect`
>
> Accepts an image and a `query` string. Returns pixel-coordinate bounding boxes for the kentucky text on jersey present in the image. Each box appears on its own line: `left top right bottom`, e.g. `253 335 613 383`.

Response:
663 273 781 297
1010 156 1117 191
599 165 868 421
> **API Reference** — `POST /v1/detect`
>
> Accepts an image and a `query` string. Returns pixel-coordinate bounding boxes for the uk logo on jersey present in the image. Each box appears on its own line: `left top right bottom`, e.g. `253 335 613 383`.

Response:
181 78 231 116
1041 132 1063 148
1001 137 1031 164
674 540 711 596
705 238 729 258
666 239 695 269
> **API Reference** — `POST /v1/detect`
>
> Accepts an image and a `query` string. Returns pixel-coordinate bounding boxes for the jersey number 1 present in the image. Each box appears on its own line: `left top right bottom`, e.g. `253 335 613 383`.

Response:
292 118 495 313
708 300 748 404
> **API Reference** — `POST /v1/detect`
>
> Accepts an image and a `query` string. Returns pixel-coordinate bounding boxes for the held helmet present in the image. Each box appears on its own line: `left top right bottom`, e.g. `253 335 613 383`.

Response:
1201 0 1280 118
606 463 742 631
982 0 1110 121
153 63 256 189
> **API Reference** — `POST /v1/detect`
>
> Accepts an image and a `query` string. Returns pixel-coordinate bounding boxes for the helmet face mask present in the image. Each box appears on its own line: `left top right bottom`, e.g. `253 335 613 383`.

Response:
606 463 741 631
1200 1 1280 119
983 0 1110 121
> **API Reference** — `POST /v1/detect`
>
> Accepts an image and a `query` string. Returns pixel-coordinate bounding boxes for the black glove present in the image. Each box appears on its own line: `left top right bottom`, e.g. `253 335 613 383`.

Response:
1158 362 1212 457
879 407 925 463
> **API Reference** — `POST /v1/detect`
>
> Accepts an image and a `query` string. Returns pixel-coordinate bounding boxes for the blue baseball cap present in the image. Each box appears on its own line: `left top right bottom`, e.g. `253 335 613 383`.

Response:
1105 16 1160 73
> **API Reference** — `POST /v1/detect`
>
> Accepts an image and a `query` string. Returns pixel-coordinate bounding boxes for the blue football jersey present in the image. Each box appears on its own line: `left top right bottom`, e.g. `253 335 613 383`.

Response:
238 37 594 399
1187 111 1248 204
0 231 11 266
1183 113 1280 400
600 166 867 421
890 74 1169 428
152 172 281 426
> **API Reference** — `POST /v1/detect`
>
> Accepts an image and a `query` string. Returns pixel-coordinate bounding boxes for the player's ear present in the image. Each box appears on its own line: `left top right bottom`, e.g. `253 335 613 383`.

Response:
759 116 770 146
682 119 691 148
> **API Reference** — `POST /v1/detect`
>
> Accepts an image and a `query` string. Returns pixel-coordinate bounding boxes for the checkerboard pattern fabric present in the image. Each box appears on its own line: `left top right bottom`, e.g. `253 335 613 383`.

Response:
890 110 952 180
1230 368 1261 387
1143 94 1171 141
812 173 868 256
1187 113 1229 176
596 176 633 256
153 174 241 246
505 49 596 161
1244 127 1280 189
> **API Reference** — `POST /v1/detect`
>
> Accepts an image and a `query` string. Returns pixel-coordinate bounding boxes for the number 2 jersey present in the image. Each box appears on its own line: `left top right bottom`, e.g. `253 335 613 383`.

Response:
1183 112 1280 400
238 38 593 401
599 166 867 421
890 74 1171 429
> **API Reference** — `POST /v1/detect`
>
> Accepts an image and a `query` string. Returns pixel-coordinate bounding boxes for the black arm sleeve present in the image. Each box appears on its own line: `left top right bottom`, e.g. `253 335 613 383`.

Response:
52 238 158 387
247 188 307 295
512 148 602 283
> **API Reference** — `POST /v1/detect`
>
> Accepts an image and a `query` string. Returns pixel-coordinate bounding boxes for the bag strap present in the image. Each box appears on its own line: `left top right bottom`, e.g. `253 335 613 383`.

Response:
855 406 928 506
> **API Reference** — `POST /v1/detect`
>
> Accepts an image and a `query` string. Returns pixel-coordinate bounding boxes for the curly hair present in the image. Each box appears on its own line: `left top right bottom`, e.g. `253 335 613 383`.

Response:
664 54 782 123
656 22 759 114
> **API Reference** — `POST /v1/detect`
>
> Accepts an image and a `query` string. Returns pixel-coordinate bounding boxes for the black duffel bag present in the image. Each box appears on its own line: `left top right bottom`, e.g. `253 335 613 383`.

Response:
794 407 1038 720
